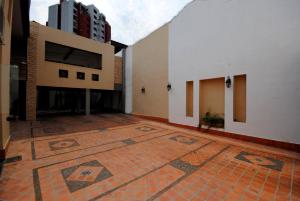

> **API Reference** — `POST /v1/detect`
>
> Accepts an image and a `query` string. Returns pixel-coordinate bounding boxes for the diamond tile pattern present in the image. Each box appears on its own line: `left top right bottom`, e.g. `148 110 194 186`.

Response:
170 135 198 145
170 159 198 174
136 126 156 132
122 138 137 145
61 160 113 192
235 151 284 171
48 139 80 151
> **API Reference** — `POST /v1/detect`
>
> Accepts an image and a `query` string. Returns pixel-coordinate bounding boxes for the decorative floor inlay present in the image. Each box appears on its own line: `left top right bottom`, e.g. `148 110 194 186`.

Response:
136 126 156 132
3 155 22 164
170 135 198 145
235 151 284 171
170 159 198 174
61 160 113 192
122 138 137 145
48 139 80 151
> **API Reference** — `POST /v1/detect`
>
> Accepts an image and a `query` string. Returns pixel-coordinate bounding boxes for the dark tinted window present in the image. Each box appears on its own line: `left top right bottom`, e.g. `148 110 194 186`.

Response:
59 69 68 78
45 41 102 69
77 72 85 80
92 74 99 81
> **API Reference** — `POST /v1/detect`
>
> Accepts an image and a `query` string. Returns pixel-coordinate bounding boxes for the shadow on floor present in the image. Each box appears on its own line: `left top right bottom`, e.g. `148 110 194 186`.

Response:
10 113 141 140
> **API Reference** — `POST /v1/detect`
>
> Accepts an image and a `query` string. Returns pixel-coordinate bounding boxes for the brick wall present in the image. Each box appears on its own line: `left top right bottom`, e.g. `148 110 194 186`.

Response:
26 23 38 121
114 56 123 84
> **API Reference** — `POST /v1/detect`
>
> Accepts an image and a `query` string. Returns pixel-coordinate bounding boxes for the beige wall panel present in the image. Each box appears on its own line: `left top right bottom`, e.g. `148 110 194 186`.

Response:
0 65 11 149
132 24 169 119
200 78 225 120
234 75 246 122
37 61 113 89
31 22 114 90
0 0 13 149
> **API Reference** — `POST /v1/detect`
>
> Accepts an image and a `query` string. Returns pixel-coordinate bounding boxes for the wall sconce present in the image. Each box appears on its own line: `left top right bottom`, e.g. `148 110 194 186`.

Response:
141 87 145 93
167 83 172 91
225 76 232 88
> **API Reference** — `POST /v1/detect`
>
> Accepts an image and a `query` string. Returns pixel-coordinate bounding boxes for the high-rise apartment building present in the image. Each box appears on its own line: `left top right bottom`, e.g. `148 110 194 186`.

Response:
48 0 111 43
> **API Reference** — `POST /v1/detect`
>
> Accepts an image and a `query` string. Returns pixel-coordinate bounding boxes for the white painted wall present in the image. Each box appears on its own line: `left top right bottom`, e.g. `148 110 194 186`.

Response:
169 0 300 144
125 46 133 114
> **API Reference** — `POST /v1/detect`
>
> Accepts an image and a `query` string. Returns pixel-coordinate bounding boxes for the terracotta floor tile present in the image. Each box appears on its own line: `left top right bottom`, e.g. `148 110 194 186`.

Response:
0 114 299 201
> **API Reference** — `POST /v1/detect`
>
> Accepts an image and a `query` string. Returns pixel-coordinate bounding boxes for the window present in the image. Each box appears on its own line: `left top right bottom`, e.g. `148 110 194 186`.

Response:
77 72 85 80
233 74 247 122
186 81 194 117
45 41 102 69
92 74 99 81
59 69 68 78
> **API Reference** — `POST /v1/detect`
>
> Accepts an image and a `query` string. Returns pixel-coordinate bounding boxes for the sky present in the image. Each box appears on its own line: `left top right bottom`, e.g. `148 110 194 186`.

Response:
30 0 193 45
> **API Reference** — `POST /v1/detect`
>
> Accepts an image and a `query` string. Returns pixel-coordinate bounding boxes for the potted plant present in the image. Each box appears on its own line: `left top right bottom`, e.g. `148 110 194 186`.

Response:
202 112 224 129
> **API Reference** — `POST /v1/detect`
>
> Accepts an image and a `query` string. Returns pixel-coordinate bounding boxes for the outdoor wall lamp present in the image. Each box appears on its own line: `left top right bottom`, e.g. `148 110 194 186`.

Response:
167 83 172 91
141 87 146 93
225 76 232 88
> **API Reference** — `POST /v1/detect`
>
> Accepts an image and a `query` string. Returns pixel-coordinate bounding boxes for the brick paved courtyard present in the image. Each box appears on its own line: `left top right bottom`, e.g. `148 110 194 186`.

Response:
0 114 299 201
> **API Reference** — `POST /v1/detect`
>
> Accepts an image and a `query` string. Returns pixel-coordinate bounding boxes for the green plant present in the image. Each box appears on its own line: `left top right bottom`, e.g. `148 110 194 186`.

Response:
202 112 224 128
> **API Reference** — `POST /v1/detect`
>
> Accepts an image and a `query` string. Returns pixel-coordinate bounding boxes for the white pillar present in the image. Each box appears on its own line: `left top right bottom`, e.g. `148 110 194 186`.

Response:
125 46 133 114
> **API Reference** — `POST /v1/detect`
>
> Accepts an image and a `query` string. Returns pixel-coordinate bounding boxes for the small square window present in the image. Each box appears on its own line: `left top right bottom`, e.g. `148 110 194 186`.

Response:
59 69 68 78
92 74 99 81
77 72 85 80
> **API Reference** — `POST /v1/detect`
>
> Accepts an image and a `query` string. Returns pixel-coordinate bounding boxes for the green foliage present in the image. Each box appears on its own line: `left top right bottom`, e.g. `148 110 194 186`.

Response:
202 112 224 128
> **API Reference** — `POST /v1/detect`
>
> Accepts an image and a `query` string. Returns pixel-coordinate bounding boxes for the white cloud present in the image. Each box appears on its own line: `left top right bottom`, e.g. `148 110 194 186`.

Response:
30 0 193 45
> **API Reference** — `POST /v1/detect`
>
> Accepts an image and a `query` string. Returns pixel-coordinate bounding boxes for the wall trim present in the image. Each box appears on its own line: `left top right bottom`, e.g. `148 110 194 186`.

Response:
133 115 300 153
133 114 169 123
